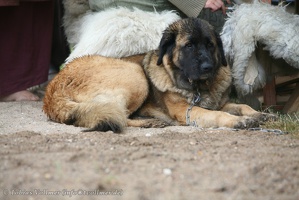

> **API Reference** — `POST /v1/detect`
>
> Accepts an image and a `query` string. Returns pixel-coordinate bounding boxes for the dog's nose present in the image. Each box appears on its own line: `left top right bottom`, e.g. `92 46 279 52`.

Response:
201 62 213 73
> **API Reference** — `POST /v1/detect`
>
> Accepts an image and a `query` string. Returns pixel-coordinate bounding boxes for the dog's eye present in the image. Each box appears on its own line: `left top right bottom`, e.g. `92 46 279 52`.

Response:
207 42 214 48
185 42 193 48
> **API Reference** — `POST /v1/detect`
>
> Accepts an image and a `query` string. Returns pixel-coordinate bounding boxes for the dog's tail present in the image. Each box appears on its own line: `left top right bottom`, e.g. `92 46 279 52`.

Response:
69 101 127 133
43 98 127 133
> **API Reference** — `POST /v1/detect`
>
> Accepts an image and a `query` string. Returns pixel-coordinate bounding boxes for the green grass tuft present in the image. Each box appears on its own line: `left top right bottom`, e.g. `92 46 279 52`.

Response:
262 112 299 138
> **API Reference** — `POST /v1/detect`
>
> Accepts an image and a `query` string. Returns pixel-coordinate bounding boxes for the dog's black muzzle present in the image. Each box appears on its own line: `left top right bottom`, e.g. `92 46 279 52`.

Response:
184 49 215 82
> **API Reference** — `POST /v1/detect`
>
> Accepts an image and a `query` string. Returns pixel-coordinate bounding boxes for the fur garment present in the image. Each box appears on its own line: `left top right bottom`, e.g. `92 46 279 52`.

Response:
63 0 90 46
221 1 299 96
65 7 181 63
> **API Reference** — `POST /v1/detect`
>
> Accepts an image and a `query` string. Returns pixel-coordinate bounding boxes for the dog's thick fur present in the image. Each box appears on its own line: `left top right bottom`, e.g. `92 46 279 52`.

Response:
43 18 274 133
221 1 299 96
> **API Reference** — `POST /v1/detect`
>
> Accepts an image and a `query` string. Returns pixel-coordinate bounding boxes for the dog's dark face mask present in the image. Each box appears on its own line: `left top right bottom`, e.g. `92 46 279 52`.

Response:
157 18 227 91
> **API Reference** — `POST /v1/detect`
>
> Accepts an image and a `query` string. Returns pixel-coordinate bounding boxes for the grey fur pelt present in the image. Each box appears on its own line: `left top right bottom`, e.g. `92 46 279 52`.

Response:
63 0 90 46
221 1 299 96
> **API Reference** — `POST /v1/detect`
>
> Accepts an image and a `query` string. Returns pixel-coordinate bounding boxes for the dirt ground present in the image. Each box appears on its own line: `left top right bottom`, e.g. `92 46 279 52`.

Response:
0 101 298 200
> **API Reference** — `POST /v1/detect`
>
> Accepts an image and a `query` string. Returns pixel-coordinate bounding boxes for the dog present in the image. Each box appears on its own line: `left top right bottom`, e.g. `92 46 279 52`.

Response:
43 18 275 133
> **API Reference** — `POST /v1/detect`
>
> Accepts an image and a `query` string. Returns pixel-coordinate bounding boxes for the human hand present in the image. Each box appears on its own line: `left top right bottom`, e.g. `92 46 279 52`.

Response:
204 0 232 14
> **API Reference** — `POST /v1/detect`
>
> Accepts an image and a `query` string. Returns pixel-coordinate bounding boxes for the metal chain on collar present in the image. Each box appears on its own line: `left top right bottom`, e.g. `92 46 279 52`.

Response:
206 127 287 135
247 127 287 135
186 92 201 127
190 126 287 135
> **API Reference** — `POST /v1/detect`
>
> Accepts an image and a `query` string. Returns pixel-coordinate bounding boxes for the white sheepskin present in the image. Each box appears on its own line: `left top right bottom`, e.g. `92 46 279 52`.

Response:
221 1 299 95
66 7 181 63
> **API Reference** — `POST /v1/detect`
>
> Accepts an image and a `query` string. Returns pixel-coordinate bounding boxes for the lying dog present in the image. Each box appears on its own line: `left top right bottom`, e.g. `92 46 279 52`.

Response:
43 18 275 133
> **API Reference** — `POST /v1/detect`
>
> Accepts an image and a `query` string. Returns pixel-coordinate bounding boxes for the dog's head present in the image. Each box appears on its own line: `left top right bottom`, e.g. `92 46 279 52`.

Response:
157 18 227 90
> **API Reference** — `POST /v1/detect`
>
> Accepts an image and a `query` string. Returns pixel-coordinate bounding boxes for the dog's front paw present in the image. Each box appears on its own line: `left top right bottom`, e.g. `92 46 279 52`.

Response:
250 112 278 122
233 116 260 129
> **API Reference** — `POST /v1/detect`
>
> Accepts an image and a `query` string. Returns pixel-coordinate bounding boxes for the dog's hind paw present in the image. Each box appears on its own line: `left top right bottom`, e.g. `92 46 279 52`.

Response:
142 119 170 128
128 118 170 128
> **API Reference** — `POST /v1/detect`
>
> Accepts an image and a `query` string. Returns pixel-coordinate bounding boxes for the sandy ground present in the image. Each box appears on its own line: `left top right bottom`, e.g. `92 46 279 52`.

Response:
0 101 298 200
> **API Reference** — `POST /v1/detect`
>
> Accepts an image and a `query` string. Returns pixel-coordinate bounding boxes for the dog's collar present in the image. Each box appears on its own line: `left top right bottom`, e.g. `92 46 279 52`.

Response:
186 91 201 126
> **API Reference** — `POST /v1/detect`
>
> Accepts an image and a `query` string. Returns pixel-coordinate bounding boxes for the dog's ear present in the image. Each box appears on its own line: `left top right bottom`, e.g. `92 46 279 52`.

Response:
215 31 227 66
157 29 176 66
